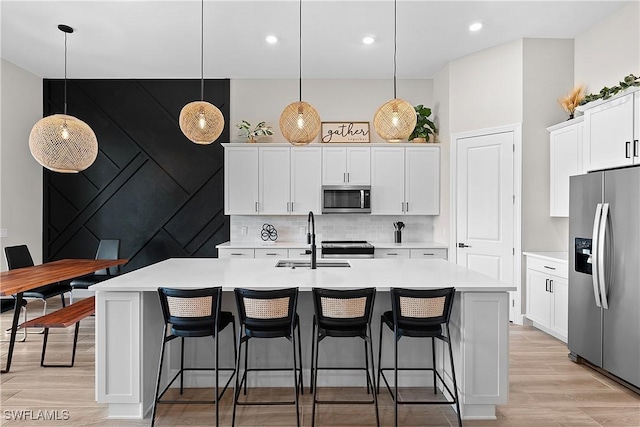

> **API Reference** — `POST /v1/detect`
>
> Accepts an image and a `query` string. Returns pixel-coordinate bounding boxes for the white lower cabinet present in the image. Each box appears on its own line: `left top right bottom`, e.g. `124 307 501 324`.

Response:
254 248 288 259
218 248 254 259
525 254 568 342
409 248 447 259
375 248 410 259
288 248 309 258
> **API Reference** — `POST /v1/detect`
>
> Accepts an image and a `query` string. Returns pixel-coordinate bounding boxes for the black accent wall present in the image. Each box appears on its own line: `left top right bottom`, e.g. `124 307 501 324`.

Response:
43 79 230 271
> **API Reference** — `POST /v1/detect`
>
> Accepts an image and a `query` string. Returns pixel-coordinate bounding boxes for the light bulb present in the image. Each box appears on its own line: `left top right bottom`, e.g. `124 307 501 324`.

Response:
297 114 305 129
391 112 400 127
61 123 70 140
198 111 206 129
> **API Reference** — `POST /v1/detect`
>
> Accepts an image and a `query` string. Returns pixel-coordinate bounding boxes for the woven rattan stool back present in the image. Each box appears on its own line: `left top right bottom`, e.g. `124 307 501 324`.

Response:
390 287 455 330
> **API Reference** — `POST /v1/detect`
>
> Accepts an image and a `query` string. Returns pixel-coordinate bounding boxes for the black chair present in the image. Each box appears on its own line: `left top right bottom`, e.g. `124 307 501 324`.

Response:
70 239 120 295
232 288 303 427
310 288 379 427
377 287 462 427
4 245 71 326
1 299 27 342
151 287 237 427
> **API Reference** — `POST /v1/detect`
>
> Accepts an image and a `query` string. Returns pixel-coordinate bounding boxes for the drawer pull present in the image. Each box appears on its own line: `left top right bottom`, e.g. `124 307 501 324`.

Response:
387 253 398 256
231 253 245 256
266 253 278 256
543 265 556 270
423 253 435 256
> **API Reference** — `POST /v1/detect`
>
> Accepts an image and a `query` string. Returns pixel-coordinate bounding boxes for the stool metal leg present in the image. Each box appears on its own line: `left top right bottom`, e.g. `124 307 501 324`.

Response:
394 326 399 427
446 325 463 427
214 328 219 427
364 337 370 394
180 336 185 394
432 337 437 394
291 326 301 427
231 329 244 427
311 331 320 427
310 316 316 393
376 316 384 394
151 325 168 427
243 337 249 395
367 324 380 427
296 319 304 395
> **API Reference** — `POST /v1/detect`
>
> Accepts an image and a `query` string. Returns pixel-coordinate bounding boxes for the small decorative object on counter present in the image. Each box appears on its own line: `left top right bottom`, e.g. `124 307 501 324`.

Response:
558 86 584 120
393 221 404 243
236 120 274 143
261 224 278 241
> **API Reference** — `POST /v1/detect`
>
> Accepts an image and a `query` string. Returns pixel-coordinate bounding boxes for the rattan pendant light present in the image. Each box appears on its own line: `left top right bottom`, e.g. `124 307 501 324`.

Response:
179 0 224 144
29 25 98 173
279 0 321 146
373 0 416 143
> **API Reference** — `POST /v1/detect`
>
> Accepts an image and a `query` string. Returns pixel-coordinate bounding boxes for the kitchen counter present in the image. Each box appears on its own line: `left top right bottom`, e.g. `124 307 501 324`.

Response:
216 241 448 249
94 258 513 421
523 251 568 263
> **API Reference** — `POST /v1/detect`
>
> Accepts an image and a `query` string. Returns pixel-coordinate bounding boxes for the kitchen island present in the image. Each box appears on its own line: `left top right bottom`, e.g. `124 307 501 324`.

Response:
93 258 514 421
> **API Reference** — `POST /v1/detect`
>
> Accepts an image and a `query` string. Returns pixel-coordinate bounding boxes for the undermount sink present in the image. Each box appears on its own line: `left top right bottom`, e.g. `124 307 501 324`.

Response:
275 260 351 268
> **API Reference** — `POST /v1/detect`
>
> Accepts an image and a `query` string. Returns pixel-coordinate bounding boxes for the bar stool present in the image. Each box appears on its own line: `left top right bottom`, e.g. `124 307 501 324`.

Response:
232 288 303 427
377 287 462 427
310 287 379 427
151 287 237 427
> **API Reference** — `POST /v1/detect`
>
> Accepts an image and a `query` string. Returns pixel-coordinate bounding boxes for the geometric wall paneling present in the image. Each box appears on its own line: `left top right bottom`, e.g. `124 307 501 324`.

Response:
43 79 230 270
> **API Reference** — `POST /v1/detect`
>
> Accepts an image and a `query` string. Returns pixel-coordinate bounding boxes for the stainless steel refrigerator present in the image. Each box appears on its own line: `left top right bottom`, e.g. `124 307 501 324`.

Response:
569 166 640 389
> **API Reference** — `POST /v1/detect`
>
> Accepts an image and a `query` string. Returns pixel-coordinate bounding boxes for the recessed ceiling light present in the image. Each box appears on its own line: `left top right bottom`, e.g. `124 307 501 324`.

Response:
266 35 278 44
362 35 375 45
469 22 483 32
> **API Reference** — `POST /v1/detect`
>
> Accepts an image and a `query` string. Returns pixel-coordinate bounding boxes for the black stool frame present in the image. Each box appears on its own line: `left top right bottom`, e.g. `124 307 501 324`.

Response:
377 287 462 427
232 287 303 427
310 287 379 427
151 287 237 427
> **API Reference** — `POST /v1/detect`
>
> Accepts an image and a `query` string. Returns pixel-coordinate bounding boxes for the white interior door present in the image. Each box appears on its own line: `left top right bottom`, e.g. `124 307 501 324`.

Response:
456 130 516 318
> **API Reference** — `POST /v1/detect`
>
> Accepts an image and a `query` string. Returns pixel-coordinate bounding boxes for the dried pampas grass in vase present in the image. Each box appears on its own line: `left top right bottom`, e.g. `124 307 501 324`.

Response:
558 86 585 120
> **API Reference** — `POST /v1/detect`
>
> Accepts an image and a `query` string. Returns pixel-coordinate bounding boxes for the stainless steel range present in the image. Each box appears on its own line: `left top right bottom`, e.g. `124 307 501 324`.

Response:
321 241 374 259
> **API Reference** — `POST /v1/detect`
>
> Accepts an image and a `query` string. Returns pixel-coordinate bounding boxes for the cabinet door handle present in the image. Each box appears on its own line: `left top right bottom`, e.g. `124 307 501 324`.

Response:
343 172 346 183
290 202 294 212
347 172 350 182
626 141 631 159
550 279 554 293
231 253 245 256
266 253 278 256
545 278 549 292
543 265 556 270
406 202 409 212
423 253 435 256
387 253 398 256
255 201 259 212
634 140 638 157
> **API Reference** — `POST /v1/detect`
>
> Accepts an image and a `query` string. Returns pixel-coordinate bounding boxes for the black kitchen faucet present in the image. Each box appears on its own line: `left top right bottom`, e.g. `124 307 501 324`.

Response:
306 211 317 269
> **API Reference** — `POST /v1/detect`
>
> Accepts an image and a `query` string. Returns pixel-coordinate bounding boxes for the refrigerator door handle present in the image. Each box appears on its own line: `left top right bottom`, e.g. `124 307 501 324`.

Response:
598 203 610 309
591 203 603 308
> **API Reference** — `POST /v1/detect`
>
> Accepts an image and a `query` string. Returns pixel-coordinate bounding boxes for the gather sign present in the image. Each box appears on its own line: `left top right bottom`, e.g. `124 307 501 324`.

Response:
321 122 370 143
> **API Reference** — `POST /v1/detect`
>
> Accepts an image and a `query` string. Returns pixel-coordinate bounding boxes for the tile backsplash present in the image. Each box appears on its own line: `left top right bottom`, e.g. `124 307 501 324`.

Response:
230 215 434 243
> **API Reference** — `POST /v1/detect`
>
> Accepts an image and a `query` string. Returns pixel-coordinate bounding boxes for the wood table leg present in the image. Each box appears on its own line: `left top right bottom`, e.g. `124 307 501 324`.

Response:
1 292 23 373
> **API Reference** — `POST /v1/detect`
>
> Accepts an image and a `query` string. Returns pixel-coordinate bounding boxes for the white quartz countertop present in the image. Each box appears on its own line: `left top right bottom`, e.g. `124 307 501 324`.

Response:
523 251 568 263
93 258 514 292
217 241 448 249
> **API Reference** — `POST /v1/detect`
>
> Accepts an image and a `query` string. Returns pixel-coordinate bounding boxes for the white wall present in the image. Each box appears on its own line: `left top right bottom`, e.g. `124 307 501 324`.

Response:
0 59 43 271
575 1 640 94
230 79 433 143
432 64 450 245
448 40 523 134
522 38 574 253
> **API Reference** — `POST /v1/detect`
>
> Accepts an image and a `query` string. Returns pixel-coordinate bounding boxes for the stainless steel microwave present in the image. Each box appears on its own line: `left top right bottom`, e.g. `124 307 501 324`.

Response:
322 186 371 214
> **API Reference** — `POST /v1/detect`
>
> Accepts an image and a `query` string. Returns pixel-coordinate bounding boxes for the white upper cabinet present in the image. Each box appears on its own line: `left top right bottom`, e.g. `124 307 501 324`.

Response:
548 118 583 217
290 147 322 214
224 145 321 215
405 147 439 215
259 147 291 215
322 147 370 185
582 90 639 171
225 146 259 214
371 146 439 215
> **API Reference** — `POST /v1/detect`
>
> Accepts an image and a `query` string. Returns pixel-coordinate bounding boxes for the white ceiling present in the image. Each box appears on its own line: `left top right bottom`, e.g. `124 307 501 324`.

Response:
0 0 631 80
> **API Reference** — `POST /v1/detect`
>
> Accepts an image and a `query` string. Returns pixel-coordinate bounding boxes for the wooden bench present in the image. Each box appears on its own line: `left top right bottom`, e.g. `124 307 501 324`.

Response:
19 296 95 367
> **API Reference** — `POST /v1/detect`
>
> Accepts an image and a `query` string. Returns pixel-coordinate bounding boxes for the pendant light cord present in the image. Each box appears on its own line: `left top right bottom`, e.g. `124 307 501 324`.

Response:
200 0 205 100
298 0 302 102
63 30 68 115
393 0 397 99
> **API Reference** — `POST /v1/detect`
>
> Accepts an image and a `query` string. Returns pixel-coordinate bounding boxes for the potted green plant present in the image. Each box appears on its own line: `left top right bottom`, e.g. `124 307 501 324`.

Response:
236 120 274 143
409 105 438 143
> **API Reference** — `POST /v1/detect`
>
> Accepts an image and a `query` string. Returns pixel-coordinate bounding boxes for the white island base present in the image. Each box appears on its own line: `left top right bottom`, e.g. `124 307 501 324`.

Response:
93 258 513 421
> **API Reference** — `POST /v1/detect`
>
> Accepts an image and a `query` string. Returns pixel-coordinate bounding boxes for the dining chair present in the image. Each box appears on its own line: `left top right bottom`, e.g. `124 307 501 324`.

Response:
151 287 236 427
70 239 120 301
310 287 379 427
377 287 462 427
232 287 303 427
4 245 72 331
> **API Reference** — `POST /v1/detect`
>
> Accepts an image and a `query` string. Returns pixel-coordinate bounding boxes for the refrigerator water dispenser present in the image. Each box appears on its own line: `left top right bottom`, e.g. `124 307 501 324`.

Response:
574 237 592 275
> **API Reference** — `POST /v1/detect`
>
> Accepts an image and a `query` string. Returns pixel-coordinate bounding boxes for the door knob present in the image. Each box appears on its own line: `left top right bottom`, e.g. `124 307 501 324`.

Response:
457 243 471 248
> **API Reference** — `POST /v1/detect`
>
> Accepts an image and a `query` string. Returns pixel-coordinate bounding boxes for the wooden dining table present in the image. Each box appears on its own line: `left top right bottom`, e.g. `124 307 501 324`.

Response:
0 258 128 373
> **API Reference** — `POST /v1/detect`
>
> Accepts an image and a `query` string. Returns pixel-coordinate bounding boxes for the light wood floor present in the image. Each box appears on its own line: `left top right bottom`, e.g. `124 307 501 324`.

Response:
1 299 639 426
